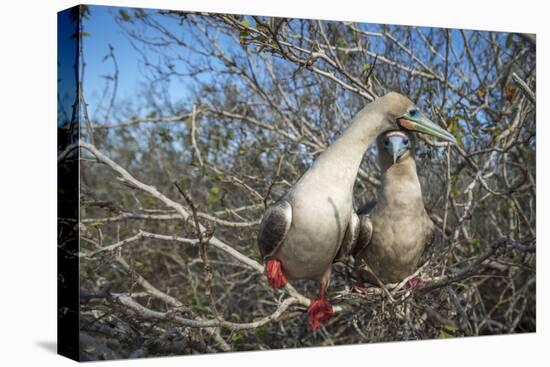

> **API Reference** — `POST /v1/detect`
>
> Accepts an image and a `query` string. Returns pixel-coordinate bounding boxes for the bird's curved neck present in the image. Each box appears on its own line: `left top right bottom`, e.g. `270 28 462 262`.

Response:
314 105 386 176
291 104 388 202
379 157 425 211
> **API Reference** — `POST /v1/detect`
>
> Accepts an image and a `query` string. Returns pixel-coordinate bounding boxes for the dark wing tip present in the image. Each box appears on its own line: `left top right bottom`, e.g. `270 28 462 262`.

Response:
352 215 373 258
257 200 292 259
357 201 376 216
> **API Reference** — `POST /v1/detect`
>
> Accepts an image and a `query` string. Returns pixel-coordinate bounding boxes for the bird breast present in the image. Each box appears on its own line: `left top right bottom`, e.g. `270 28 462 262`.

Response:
366 211 431 283
276 190 352 281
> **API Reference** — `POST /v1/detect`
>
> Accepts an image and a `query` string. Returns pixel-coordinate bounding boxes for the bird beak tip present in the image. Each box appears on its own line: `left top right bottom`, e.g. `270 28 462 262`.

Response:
446 133 459 146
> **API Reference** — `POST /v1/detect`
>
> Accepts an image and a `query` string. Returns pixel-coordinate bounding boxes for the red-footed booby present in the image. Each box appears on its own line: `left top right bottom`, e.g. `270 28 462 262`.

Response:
257 92 455 330
353 130 435 288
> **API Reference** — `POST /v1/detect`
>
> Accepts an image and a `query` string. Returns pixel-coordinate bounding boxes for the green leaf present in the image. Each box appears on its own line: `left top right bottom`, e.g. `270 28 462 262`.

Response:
157 128 173 144
438 330 454 338
467 238 481 248
447 115 464 147
335 38 347 47
231 332 241 342
505 33 514 49
467 238 485 255
119 9 131 22
442 323 459 332
80 5 90 19
239 18 252 45
134 9 146 18
143 196 156 208
438 323 459 338
239 30 250 42
255 326 268 336
240 18 251 28
226 129 234 141
208 187 221 207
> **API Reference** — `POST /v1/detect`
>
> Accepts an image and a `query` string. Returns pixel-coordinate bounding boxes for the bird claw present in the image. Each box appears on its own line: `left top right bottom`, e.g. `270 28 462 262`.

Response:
308 296 334 331
404 275 425 290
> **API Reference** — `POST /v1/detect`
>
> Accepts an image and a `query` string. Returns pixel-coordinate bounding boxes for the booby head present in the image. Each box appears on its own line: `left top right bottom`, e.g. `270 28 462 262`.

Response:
381 130 413 164
376 92 457 145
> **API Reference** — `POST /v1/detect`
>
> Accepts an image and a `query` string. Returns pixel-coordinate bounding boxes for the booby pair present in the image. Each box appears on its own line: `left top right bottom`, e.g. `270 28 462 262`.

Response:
257 92 455 330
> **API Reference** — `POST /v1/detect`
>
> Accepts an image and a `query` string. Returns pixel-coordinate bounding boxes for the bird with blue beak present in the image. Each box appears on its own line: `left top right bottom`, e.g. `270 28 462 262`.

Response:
352 129 437 291
383 131 411 164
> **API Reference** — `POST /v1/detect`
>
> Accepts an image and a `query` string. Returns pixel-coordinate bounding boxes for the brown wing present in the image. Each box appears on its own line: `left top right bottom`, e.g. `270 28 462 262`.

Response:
257 200 292 260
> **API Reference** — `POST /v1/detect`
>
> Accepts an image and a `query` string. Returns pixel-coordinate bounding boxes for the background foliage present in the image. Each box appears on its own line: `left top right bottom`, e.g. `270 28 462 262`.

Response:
62 6 536 360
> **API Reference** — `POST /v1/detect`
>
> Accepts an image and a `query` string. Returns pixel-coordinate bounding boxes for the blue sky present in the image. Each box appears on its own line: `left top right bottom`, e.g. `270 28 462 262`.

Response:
82 5 227 121
67 3 516 150
57 9 78 128
83 5 150 116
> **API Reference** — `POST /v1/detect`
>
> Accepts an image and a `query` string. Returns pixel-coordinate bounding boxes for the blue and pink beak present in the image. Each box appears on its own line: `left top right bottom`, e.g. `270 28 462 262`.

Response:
397 108 457 145
383 133 410 164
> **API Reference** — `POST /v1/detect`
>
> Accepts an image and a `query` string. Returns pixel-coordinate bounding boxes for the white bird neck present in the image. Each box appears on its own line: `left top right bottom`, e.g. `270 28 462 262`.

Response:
312 104 387 180
289 102 390 205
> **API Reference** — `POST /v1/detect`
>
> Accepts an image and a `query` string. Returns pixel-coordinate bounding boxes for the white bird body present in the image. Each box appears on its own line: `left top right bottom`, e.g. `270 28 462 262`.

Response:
274 106 383 280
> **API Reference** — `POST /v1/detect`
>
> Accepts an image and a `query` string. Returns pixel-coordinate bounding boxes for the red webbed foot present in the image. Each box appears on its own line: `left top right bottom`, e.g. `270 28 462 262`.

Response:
307 291 334 331
265 259 288 289
404 275 425 290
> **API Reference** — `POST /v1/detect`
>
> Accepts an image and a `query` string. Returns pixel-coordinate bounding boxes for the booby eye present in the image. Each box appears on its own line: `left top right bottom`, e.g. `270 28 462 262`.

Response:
403 137 409 145
383 138 390 146
409 109 419 117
